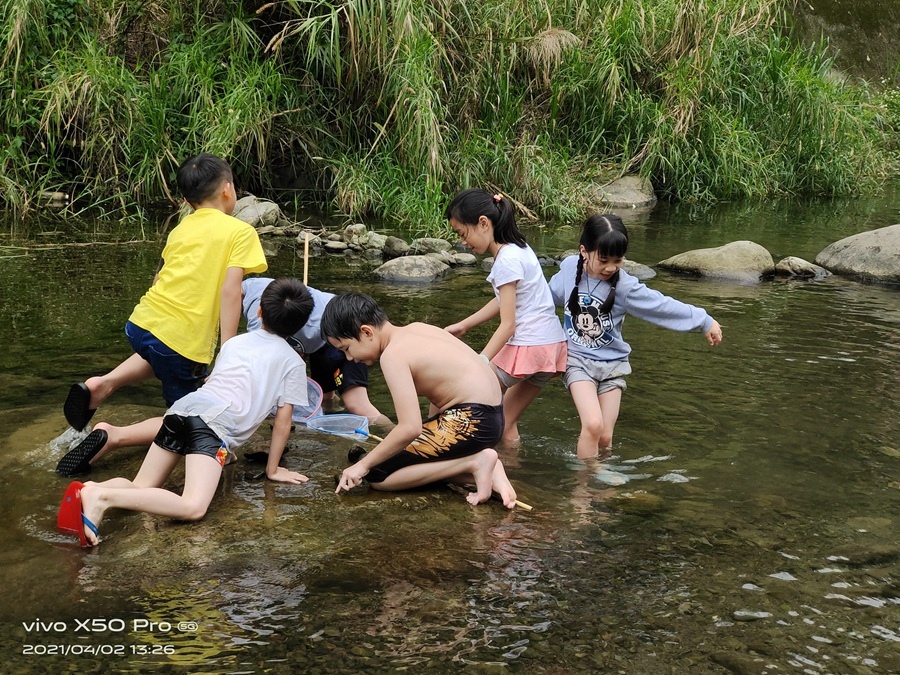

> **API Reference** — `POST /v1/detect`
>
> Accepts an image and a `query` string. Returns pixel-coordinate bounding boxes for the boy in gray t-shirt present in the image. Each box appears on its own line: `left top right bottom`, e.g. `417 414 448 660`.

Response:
242 277 391 426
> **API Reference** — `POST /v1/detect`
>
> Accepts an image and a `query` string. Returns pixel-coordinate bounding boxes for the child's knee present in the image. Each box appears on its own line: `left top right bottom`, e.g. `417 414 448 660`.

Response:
182 501 211 521
580 417 605 439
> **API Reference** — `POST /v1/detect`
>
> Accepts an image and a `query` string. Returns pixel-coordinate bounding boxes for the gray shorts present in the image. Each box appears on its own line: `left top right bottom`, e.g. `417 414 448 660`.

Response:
493 364 554 390
563 354 631 394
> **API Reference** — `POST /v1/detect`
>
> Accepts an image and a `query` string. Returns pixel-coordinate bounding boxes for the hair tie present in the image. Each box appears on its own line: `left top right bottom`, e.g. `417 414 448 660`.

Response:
493 193 503 204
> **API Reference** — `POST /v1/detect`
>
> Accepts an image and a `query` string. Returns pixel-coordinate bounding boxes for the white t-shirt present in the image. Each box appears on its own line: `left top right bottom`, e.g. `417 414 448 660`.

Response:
486 243 566 346
167 330 308 450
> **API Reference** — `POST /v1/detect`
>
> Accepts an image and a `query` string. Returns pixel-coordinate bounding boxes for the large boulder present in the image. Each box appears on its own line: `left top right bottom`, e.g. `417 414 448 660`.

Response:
232 196 286 229
814 224 900 283
588 175 658 209
657 241 774 282
374 255 450 282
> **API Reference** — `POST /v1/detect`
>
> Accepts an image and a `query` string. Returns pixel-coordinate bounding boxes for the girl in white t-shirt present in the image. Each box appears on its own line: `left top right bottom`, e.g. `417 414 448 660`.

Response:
444 189 567 443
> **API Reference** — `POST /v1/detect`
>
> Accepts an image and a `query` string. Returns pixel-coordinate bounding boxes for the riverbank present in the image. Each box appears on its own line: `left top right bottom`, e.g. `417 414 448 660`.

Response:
2 0 897 230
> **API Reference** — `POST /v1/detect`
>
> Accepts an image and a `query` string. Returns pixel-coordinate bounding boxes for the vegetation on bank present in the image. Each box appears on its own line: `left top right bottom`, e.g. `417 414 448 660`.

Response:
1 0 898 230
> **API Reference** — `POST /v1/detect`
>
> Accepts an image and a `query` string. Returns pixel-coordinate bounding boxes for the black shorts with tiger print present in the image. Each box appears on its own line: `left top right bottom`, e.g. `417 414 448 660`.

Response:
366 402 504 484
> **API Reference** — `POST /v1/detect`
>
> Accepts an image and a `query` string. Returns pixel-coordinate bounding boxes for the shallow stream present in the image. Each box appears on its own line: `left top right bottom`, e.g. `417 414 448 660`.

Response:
1 186 898 673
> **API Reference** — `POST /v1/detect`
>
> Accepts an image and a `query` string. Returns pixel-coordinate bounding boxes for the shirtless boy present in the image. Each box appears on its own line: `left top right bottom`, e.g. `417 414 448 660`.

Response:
320 292 518 508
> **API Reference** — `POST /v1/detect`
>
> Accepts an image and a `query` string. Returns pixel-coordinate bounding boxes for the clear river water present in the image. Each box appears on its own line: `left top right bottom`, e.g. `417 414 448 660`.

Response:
0 185 897 674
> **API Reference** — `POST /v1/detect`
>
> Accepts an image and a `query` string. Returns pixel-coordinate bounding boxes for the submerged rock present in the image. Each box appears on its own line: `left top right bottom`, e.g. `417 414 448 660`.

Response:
657 240 775 282
814 223 900 283
624 259 656 280
733 610 772 621
774 256 831 279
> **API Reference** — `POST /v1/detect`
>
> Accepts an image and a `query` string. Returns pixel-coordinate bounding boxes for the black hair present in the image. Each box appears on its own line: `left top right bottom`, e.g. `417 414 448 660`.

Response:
259 278 314 338
567 214 629 319
444 188 526 247
321 292 389 341
176 153 233 206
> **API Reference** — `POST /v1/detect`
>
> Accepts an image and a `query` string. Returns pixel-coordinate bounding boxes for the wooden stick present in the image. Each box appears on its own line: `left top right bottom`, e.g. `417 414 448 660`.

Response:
302 232 310 286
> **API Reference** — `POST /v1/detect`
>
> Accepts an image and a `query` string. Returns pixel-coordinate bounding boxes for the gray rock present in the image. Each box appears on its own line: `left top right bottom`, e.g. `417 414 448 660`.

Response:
261 240 281 258
658 240 775 282
343 223 367 240
425 251 454 264
814 223 900 283
366 232 387 250
297 232 322 247
323 240 349 252
374 255 450 282
451 252 477 266
409 237 453 254
232 196 286 228
624 259 656 280
588 175 658 209
481 257 494 272
362 248 384 261
552 252 655 280
774 256 831 279
382 236 410 259
41 191 70 209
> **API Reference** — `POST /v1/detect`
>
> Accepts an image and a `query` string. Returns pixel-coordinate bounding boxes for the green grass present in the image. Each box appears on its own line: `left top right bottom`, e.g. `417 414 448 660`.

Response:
0 0 894 230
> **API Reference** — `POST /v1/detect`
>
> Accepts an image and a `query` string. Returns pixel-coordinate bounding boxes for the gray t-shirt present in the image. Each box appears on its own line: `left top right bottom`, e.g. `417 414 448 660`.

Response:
242 277 334 354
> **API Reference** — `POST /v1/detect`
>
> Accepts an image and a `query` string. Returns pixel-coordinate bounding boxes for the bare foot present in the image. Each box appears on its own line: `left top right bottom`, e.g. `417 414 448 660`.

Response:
88 421 113 465
84 376 112 410
466 448 498 506
79 482 106 546
490 460 517 509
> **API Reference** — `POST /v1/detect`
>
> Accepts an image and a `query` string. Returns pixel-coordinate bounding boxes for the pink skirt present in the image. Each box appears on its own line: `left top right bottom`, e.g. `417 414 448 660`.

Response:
492 341 567 378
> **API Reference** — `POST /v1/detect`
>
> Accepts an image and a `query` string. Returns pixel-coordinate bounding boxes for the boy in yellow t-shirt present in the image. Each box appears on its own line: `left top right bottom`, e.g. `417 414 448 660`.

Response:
57 154 267 477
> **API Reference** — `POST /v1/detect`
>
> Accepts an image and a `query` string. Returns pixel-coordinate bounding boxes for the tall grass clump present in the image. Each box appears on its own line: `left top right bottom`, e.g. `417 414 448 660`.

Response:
0 0 892 229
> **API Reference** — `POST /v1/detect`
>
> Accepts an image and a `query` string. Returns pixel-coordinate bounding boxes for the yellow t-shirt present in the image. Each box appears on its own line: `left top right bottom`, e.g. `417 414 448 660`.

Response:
129 208 268 363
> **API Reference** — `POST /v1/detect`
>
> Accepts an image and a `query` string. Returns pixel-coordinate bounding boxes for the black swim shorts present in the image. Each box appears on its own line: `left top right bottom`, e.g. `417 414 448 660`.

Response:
155 414 228 467
366 402 504 484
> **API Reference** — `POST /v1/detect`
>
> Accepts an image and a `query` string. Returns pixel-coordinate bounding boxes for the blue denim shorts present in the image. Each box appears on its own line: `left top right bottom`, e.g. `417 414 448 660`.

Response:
125 321 208 406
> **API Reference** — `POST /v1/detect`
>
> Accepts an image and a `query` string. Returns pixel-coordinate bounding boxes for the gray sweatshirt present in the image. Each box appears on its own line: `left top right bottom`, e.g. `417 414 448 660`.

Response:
548 255 714 362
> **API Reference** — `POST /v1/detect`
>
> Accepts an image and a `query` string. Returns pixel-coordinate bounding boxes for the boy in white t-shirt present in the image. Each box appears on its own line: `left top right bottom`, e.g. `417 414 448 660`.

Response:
56 278 312 548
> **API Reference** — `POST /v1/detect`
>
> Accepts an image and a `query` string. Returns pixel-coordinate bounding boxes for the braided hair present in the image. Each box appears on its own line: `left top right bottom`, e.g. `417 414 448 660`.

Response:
566 214 628 320
445 188 526 247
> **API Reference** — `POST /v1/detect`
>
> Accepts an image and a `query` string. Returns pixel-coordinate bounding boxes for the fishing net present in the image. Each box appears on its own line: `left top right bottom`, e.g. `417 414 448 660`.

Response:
290 378 324 423
306 413 372 441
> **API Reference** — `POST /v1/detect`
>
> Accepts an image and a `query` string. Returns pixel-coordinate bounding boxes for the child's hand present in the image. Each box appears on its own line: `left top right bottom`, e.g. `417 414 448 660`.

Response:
267 467 309 484
335 462 369 494
705 320 723 346
445 322 467 337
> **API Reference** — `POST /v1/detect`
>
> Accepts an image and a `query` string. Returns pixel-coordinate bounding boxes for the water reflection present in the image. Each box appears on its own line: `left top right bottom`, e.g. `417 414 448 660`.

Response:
1 189 898 672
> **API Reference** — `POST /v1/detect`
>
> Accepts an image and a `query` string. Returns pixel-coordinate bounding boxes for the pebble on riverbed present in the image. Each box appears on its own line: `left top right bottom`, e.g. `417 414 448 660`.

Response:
733 610 772 621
